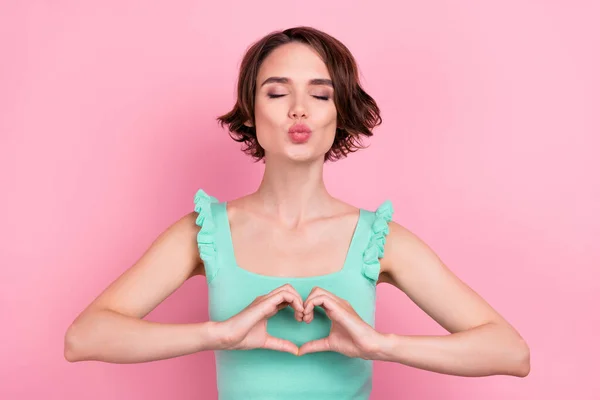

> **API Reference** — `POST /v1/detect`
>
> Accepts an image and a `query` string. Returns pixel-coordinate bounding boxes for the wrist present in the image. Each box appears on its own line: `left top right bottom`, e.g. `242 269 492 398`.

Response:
370 332 400 362
197 321 229 351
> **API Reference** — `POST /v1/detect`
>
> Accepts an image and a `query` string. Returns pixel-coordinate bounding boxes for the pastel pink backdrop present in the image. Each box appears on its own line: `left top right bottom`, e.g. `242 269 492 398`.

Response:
1 1 598 399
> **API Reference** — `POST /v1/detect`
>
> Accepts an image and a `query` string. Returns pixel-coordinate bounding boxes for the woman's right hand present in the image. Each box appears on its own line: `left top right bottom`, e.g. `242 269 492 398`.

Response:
214 284 305 355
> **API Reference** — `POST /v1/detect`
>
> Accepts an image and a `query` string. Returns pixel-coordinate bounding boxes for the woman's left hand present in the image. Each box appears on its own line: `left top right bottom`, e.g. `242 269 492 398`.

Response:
297 287 388 359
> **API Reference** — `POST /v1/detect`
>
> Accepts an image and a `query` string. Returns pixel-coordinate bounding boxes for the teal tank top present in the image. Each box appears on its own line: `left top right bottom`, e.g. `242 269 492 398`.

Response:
193 189 394 400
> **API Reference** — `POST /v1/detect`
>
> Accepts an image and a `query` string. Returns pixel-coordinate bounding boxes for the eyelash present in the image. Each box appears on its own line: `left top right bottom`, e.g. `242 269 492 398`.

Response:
267 94 330 101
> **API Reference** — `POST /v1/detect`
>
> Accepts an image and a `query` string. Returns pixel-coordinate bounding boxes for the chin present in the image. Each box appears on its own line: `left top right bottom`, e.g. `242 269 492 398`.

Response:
285 151 318 163
276 145 326 163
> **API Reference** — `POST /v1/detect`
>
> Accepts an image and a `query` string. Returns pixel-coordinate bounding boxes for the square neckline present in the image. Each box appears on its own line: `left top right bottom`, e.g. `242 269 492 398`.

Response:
218 201 366 281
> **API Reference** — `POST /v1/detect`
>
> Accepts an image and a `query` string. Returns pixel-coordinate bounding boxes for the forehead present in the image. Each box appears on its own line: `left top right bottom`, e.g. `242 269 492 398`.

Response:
257 42 331 83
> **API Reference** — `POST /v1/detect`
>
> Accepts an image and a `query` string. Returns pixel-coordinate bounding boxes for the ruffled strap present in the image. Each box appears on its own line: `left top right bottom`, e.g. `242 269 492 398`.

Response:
362 200 394 283
193 189 220 282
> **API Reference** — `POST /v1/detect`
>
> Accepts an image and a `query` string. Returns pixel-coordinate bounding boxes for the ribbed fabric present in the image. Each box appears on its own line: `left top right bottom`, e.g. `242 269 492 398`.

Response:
193 189 394 400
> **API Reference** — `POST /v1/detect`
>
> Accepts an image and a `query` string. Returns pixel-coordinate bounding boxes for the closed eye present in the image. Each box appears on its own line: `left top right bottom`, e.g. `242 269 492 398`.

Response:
267 94 330 101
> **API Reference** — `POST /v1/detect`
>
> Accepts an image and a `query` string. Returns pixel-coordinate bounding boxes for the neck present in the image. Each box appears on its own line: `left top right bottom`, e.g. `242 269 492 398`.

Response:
254 156 331 225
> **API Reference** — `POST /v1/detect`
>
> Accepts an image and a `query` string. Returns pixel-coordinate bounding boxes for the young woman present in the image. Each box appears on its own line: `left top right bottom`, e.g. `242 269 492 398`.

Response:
64 26 530 399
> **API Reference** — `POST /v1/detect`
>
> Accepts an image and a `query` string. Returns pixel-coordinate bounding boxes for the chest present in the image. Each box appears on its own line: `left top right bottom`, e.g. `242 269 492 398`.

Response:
228 211 360 278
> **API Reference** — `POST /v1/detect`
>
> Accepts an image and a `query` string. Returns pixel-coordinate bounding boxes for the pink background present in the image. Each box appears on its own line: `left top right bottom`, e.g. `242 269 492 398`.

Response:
2 1 599 399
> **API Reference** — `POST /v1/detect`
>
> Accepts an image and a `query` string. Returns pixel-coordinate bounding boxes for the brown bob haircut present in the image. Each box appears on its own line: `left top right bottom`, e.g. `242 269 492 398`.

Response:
217 26 382 162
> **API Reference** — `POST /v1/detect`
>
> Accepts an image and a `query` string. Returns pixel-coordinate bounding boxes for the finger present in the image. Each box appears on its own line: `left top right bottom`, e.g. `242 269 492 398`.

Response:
304 286 324 304
274 300 303 322
303 287 345 310
303 293 343 323
303 287 328 309
304 286 341 302
270 289 305 317
303 294 346 324
232 290 302 336
263 334 299 355
298 337 330 356
243 291 295 323
268 285 305 321
269 285 305 319
262 291 303 320
269 283 303 300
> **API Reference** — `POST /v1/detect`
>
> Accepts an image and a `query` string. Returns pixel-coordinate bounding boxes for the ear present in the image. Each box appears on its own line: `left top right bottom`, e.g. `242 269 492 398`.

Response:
243 120 254 128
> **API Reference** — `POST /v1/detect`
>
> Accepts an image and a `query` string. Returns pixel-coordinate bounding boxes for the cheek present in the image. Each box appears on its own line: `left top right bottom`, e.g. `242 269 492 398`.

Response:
254 98 287 127
253 99 268 124
253 99 282 149
318 101 337 124
314 103 338 135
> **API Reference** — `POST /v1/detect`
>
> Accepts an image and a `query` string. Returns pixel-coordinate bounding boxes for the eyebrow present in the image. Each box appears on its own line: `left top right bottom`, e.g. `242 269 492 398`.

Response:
259 77 333 88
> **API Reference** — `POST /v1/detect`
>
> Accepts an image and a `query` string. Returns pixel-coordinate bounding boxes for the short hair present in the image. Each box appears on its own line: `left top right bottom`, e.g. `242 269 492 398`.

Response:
216 26 382 162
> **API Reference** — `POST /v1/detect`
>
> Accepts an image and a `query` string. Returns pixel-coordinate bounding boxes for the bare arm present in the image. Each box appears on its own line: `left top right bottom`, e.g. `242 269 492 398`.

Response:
64 212 221 363
376 222 530 377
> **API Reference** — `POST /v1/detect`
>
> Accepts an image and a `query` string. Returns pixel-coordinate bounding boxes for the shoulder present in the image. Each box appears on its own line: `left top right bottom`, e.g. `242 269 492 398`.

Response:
156 211 202 240
178 211 207 277
181 210 202 233
174 211 203 257
330 198 363 220
137 211 205 279
380 220 416 263
379 220 442 285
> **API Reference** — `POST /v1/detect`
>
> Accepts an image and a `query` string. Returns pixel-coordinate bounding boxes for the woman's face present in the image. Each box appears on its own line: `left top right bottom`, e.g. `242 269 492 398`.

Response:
251 42 337 163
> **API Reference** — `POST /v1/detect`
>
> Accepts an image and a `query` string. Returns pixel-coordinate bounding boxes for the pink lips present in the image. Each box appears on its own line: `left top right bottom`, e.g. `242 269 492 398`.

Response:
288 123 312 144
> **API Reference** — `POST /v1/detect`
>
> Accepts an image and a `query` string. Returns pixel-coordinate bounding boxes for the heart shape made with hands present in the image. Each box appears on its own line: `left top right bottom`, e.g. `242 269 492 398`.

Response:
265 286 382 358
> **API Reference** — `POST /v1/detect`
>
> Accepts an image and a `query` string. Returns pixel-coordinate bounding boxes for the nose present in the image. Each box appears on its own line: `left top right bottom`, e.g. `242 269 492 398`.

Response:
288 96 308 120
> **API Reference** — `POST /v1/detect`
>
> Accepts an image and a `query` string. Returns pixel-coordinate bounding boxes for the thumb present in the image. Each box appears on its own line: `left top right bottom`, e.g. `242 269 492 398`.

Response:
263 334 299 355
298 337 330 356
